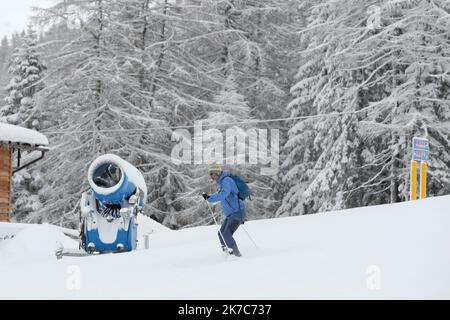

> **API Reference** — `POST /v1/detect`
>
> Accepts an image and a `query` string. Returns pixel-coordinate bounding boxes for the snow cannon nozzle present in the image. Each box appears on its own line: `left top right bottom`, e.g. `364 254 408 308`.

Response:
92 163 122 189
87 154 147 207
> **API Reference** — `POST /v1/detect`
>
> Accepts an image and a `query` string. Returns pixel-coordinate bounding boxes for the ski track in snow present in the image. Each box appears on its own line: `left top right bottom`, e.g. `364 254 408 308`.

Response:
0 196 450 299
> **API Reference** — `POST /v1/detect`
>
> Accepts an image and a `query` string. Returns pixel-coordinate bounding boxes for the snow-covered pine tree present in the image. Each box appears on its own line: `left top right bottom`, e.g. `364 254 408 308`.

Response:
0 25 47 222
279 0 450 216
0 37 9 67
351 0 450 202
197 0 300 222
30 0 233 227
277 0 348 215
109 0 238 228
1 25 46 127
0 36 11 105
199 73 251 220
26 0 170 226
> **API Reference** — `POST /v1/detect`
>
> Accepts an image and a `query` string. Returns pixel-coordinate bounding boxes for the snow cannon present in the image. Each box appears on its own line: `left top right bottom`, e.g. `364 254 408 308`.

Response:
79 154 147 254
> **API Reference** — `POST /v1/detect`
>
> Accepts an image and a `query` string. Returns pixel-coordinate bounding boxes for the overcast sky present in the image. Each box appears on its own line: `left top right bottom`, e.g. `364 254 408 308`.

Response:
0 0 54 40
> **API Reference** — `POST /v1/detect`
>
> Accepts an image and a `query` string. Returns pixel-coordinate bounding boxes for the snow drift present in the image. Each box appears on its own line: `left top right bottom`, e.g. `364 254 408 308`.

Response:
1 196 450 299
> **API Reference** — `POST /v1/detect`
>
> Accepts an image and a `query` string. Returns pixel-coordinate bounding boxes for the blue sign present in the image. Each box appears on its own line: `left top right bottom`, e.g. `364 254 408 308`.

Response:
412 137 429 162
412 149 429 162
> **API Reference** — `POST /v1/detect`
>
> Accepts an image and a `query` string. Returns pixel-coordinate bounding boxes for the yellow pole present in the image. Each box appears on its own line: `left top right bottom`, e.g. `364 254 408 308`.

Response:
410 160 417 200
420 162 427 199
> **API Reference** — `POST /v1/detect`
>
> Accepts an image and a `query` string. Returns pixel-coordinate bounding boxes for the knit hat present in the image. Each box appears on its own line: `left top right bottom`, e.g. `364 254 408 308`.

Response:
209 164 222 174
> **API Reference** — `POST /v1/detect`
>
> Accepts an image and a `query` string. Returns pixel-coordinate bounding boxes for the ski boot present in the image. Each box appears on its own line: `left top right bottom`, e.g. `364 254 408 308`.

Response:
227 247 242 258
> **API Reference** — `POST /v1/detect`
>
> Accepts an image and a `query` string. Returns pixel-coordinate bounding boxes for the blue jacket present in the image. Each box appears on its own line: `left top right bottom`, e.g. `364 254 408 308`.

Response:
208 171 246 216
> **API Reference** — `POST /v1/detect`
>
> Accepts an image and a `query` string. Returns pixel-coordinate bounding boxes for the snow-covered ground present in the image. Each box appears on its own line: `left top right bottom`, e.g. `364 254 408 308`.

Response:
1 196 450 299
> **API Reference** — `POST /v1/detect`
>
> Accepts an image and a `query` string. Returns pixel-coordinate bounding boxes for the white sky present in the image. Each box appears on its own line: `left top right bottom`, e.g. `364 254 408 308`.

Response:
0 0 54 40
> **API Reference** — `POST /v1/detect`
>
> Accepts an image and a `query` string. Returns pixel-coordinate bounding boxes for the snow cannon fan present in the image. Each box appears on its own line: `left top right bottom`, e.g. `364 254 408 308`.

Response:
79 154 147 254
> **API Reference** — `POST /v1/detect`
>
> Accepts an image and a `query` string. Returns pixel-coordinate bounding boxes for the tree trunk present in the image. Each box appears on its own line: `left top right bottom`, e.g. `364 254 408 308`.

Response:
93 0 104 152
139 0 150 90
222 1 234 76
149 0 169 109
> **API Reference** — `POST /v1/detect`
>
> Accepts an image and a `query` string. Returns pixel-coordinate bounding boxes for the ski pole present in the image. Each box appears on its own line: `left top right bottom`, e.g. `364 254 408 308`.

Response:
240 224 258 249
204 199 230 252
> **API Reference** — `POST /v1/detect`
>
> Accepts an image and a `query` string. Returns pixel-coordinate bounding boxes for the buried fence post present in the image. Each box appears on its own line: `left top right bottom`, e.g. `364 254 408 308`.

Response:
144 233 150 250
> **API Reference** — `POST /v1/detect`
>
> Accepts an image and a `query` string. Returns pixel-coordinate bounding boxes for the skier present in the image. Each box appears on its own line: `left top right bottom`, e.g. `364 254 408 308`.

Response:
202 164 246 257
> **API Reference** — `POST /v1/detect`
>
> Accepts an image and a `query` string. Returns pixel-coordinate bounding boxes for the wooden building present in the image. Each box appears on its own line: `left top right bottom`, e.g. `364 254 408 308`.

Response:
0 123 49 222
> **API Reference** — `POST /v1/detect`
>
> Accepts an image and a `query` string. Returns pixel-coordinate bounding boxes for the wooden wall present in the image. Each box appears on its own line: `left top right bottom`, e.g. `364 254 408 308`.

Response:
0 146 12 222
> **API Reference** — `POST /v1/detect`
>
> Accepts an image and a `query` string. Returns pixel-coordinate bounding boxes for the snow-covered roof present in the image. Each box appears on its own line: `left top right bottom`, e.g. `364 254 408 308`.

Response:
0 123 49 147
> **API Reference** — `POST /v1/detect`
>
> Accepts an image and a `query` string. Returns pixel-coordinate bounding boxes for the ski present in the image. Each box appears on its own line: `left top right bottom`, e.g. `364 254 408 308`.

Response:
225 254 240 261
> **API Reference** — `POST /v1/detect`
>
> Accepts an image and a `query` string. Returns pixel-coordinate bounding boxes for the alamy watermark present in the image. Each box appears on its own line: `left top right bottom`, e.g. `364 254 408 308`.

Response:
66 265 81 290
366 265 381 290
170 121 279 175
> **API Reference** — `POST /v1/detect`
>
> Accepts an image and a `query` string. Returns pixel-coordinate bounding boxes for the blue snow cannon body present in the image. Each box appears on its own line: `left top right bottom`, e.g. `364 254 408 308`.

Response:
80 154 147 254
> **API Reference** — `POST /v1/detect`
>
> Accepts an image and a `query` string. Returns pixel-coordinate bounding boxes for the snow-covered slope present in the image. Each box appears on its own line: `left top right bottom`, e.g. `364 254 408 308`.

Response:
1 196 450 299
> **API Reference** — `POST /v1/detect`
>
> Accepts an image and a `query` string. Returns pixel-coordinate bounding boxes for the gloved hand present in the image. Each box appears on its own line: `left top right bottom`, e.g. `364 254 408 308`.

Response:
202 192 210 200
